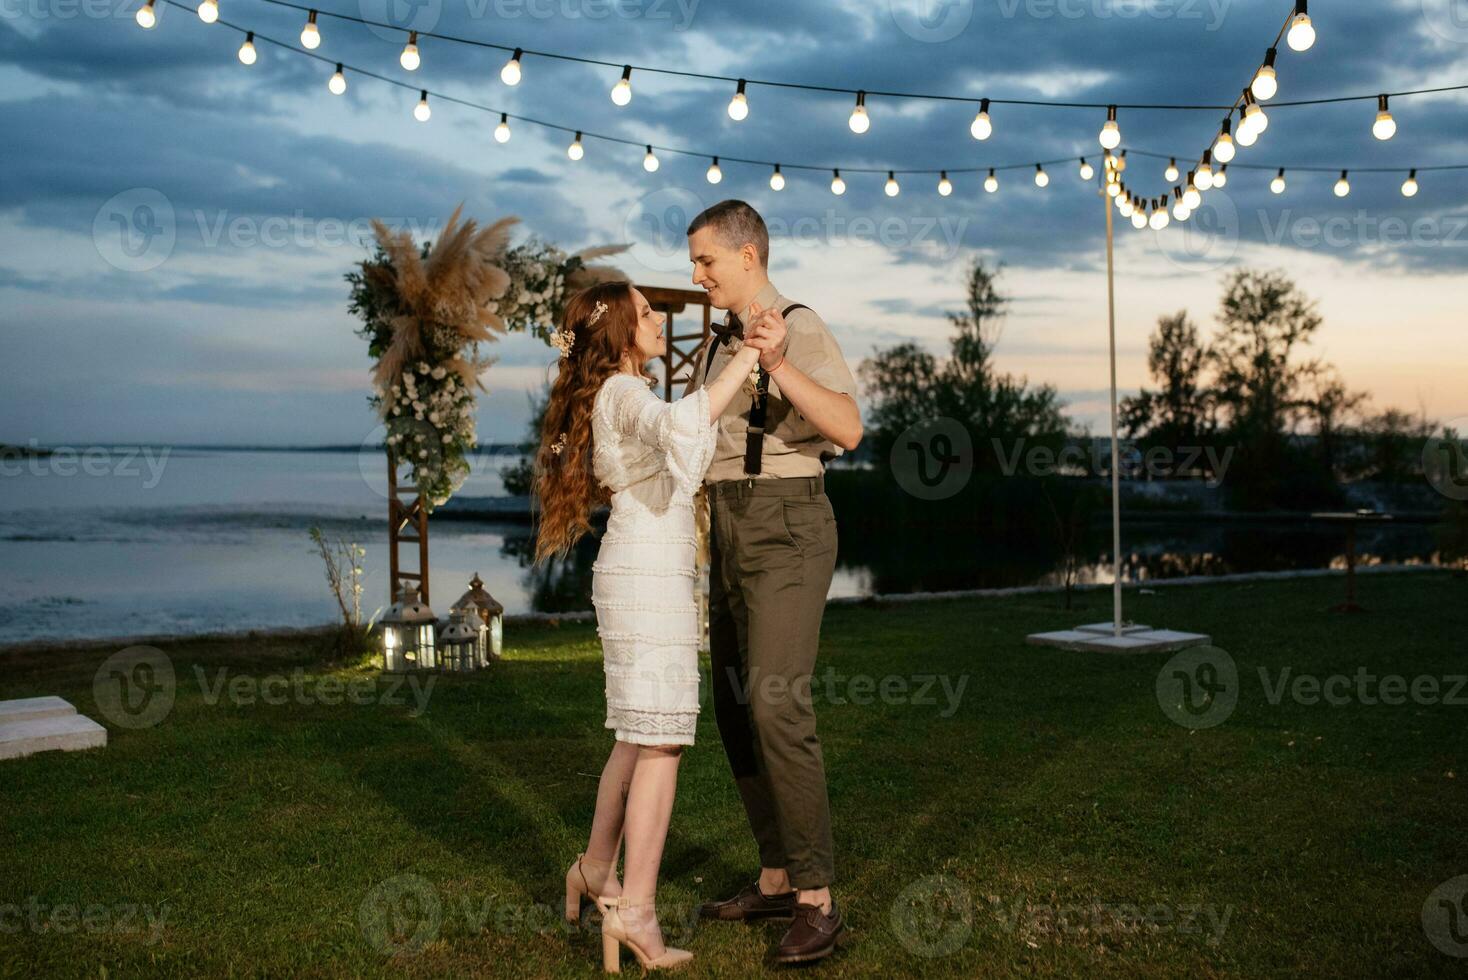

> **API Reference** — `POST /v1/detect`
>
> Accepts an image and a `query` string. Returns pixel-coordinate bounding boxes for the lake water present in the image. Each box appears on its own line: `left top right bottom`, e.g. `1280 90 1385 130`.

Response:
0 449 1445 646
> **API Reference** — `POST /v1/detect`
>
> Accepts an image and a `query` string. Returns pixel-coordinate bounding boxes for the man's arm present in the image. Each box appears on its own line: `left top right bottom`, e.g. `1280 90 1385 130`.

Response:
745 302 862 451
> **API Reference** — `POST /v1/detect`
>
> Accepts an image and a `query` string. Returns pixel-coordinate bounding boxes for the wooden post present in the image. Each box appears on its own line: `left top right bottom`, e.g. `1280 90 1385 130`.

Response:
386 450 430 607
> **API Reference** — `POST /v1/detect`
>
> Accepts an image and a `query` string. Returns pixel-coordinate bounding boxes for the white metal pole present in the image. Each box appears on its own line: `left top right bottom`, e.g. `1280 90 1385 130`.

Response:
1104 183 1123 636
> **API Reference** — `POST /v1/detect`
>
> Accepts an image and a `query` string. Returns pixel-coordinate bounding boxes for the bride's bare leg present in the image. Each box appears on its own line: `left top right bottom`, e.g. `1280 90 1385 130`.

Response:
619 744 684 960
585 739 638 897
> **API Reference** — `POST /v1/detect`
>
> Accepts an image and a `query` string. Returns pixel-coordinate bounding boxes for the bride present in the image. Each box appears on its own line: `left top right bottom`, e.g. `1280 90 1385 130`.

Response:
532 281 766 972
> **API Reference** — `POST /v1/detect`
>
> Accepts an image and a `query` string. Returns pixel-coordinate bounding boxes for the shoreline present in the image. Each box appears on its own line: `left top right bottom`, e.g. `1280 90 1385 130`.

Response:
0 562 1451 656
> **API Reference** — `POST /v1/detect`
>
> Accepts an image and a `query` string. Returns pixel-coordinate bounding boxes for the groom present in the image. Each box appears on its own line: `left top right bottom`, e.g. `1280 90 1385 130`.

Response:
682 200 862 964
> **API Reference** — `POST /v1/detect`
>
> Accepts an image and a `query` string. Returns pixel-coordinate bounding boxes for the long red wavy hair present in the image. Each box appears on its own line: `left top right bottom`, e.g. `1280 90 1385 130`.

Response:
532 282 653 563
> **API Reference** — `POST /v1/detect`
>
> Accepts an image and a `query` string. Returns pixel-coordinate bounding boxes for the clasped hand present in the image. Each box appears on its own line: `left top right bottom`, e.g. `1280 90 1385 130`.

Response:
736 301 788 371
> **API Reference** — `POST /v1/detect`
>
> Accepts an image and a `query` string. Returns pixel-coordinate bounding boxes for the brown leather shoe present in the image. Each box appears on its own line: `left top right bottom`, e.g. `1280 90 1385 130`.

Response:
775 900 847 964
698 881 797 921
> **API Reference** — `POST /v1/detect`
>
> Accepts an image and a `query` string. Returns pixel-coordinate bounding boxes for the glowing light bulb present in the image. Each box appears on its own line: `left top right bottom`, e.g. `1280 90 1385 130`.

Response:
1099 106 1121 150
135 0 155 28
567 132 584 160
937 171 953 196
728 79 748 121
237 32 256 65
1242 102 1268 135
494 113 511 143
1271 168 1286 194
849 91 869 134
1078 158 1094 180
1172 195 1191 221
1195 159 1214 191
984 169 998 193
611 66 632 106
885 171 900 197
328 63 346 95
1131 208 1148 230
706 158 723 184
970 98 992 140
1401 169 1418 197
1106 178 1121 197
301 11 320 49
1214 164 1228 188
414 90 430 122
1236 123 1259 148
1119 196 1134 217
1252 48 1278 101
1165 158 1179 182
1373 95 1396 140
1034 164 1049 188
1150 202 1169 230
501 48 522 86
1334 170 1350 197
1214 131 1235 164
401 32 420 71
197 0 217 23
770 165 785 191
642 145 658 172
1184 178 1201 209
830 170 846 195
1287 7 1315 52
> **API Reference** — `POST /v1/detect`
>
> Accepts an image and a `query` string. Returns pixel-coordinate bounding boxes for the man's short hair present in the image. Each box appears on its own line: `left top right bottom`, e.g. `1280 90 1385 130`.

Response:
686 200 769 267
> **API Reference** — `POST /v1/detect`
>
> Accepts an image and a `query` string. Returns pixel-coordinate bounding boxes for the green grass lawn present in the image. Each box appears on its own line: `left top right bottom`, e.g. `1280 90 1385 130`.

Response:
3 571 1467 978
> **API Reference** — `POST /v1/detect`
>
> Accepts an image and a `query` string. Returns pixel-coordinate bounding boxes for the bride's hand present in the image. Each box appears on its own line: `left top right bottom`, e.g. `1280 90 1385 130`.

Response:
732 341 763 368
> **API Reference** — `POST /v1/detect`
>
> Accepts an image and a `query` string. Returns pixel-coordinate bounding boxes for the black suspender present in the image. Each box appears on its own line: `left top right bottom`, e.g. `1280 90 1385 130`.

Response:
702 303 809 476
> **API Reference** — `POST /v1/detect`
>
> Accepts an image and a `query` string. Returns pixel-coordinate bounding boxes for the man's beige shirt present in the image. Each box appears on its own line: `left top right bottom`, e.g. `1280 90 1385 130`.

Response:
682 281 859 483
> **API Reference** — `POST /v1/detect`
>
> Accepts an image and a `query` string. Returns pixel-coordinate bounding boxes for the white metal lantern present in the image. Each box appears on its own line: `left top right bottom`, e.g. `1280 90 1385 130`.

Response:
455 573 505 663
438 608 482 673
380 585 438 671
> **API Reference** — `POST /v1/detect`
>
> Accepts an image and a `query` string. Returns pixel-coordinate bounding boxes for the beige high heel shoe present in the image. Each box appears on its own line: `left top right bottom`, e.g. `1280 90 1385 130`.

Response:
596 895 693 973
565 852 619 924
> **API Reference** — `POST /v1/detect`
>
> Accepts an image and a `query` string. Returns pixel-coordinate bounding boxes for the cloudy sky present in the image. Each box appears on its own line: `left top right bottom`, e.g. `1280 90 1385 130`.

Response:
2 0 1466 448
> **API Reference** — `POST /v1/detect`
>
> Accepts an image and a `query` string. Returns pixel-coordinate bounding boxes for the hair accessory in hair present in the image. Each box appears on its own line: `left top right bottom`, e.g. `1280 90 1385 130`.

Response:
549 325 574 359
588 299 609 326
550 431 567 455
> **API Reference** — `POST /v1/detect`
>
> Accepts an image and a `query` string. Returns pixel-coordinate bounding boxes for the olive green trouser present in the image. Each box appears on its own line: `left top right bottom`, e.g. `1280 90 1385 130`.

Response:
706 474 838 890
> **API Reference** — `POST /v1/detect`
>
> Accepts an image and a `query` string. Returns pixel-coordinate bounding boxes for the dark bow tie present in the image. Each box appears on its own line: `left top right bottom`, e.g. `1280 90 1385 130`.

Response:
711 311 744 346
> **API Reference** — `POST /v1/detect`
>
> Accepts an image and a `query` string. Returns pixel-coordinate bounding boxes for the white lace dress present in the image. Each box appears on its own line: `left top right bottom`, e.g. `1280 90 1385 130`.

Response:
590 372 719 746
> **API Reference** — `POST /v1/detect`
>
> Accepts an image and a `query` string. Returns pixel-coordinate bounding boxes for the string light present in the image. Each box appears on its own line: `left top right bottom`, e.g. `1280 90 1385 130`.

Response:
1195 152 1214 190
611 65 632 106
1241 96 1268 136
1131 203 1148 229
300 10 320 49
501 48 523 86
1271 167 1286 193
830 169 846 195
1333 169 1350 197
1105 176 1121 198
1252 48 1278 101
885 171 900 197
1183 173 1201 209
849 91 870 134
706 157 723 184
970 98 992 140
1214 163 1229 188
1149 198 1170 230
1118 193 1133 217
135 0 155 27
1373 94 1396 140
197 0 217 23
494 112 511 143
769 164 784 191
1164 157 1179 182
1286 0 1315 52
1099 105 1121 150
1034 163 1049 187
400 31 420 71
1213 118 1236 163
414 89 430 121
567 131 584 160
1401 169 1418 197
328 62 346 95
642 144 658 172
238 31 256 65
1078 157 1094 180
1172 188 1191 221
728 79 749 121
938 171 953 196
984 168 998 193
